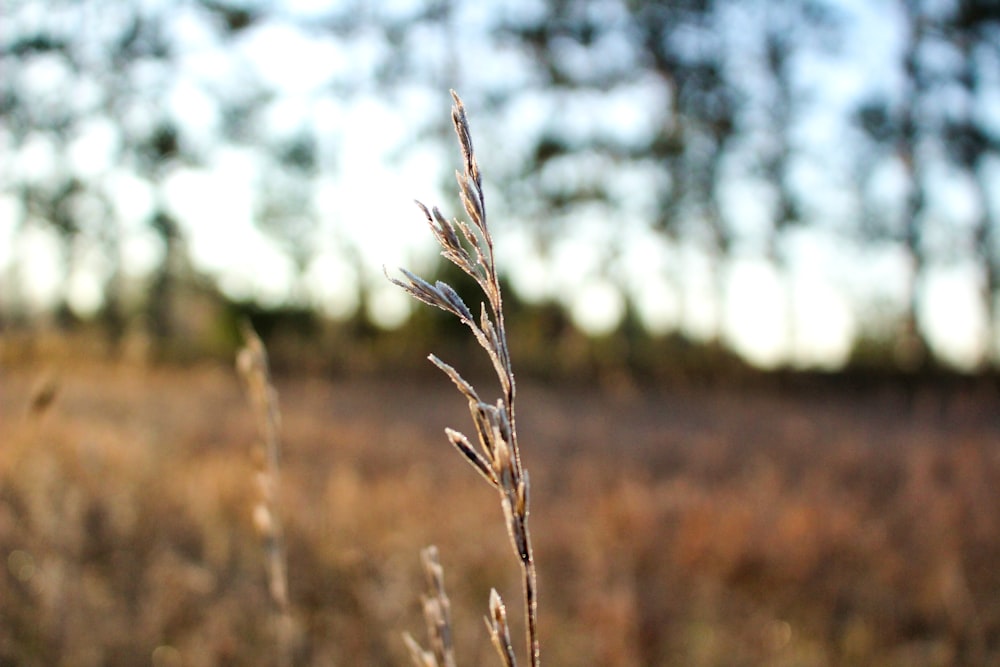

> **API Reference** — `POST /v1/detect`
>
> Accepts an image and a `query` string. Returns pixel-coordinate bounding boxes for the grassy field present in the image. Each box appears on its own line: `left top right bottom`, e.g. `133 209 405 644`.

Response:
2 355 999 666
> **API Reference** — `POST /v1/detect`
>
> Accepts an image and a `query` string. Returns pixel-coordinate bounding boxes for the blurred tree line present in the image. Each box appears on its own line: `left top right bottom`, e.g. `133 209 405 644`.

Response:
1 0 999 374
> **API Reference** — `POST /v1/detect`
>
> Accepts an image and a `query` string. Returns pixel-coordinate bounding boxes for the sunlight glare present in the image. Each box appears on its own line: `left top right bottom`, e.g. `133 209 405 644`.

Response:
923 266 988 370
725 260 788 368
367 282 411 330
306 251 360 319
569 278 625 336
16 226 63 312
793 278 856 369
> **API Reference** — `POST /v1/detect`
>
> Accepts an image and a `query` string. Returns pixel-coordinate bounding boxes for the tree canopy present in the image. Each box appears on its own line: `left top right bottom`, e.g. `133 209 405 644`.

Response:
2 0 998 371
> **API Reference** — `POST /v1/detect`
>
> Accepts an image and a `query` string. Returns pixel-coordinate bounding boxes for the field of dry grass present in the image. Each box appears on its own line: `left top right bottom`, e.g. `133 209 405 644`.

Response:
2 354 999 666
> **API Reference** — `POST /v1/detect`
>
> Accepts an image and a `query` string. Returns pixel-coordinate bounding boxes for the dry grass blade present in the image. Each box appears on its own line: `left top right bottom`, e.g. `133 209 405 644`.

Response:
26 370 59 418
445 428 498 486
424 546 459 667
392 91 540 667
236 322 295 667
403 633 439 667
403 546 460 667
485 589 517 667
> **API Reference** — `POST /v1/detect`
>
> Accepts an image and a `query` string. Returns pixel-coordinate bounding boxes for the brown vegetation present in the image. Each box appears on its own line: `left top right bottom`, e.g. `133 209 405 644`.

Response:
1 354 998 666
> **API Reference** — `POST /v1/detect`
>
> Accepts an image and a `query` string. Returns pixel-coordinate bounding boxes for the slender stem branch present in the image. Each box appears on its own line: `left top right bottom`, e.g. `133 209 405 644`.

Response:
523 543 540 667
394 91 539 667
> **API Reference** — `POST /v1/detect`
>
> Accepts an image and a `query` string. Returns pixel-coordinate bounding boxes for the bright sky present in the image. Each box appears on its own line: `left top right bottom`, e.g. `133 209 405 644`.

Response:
2 0 997 370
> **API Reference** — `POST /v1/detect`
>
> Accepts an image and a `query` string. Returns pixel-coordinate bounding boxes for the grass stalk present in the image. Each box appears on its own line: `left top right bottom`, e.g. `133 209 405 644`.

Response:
390 91 540 667
403 546 458 667
237 323 294 667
